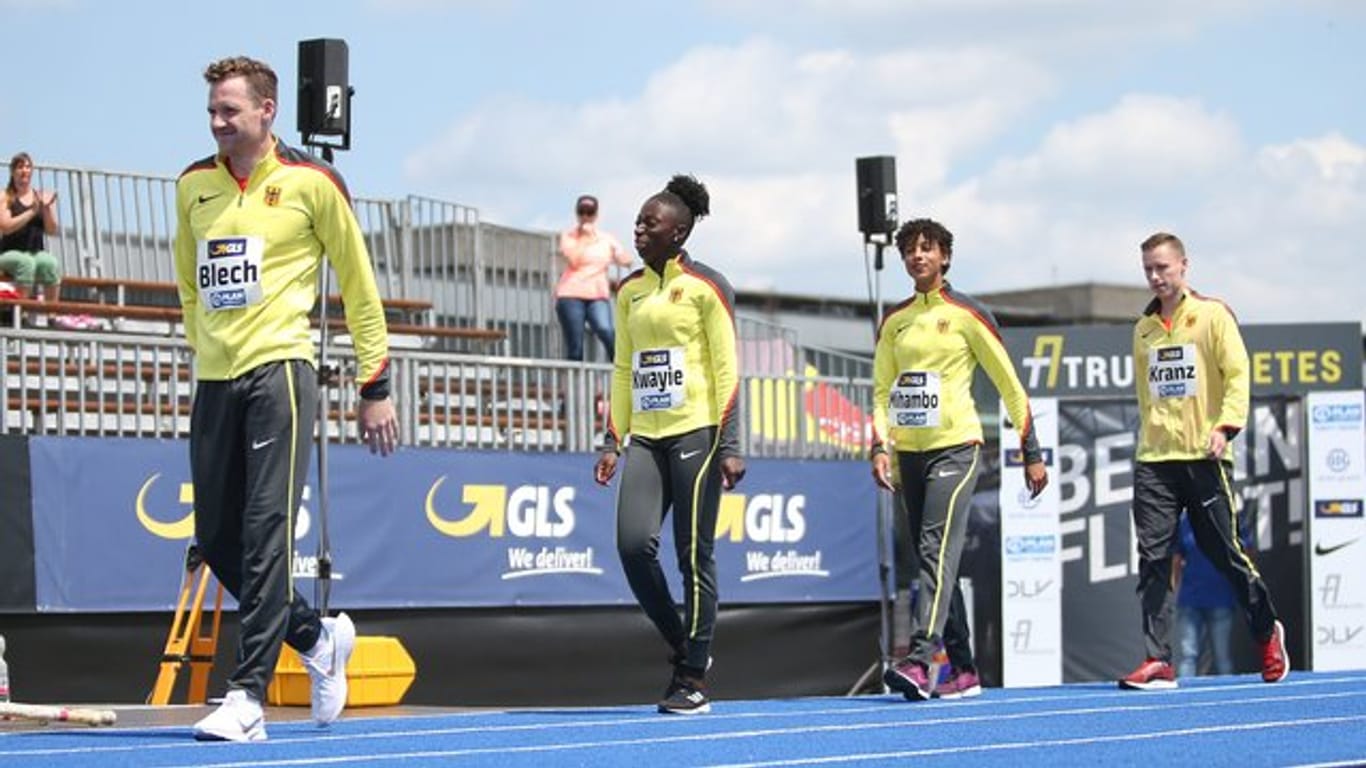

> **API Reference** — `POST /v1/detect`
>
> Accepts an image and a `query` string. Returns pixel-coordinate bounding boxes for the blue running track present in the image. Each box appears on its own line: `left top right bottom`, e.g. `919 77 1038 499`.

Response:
3 671 1366 767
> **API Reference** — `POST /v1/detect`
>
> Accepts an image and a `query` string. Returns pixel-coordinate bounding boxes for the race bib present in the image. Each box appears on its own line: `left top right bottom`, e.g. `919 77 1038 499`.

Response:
1148 344 1198 399
197 235 265 311
889 370 941 428
632 347 686 412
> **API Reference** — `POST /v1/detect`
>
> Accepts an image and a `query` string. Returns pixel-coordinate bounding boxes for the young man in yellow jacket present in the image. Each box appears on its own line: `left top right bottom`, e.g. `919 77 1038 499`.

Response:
174 55 399 741
1120 232 1288 690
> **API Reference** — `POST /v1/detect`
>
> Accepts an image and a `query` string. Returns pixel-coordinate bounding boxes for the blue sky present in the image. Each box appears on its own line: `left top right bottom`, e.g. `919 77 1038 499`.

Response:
3 0 1364 324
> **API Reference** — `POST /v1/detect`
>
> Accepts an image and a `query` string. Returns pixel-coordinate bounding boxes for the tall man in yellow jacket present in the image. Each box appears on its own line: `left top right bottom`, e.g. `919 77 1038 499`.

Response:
1120 232 1287 690
173 56 399 741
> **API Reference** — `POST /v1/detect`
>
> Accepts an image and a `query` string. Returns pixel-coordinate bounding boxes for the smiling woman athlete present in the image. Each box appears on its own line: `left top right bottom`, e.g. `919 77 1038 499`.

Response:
871 217 1047 701
593 174 745 715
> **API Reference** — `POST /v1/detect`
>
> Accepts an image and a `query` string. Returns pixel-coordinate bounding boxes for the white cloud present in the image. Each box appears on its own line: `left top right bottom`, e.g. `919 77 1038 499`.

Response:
405 37 1052 299
990 94 1243 190
405 12 1366 329
929 96 1366 325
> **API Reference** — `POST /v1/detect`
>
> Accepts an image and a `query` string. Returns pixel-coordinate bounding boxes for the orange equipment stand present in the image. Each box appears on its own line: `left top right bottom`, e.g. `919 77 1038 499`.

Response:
148 545 223 705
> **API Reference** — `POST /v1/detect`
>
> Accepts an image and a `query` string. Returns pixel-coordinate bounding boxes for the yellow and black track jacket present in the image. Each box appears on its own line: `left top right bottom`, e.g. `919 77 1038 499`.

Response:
1133 289 1249 462
607 252 740 458
173 138 390 398
871 284 1040 461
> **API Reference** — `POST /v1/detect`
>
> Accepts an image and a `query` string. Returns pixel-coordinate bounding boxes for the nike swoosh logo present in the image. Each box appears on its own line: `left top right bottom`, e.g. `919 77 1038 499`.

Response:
679 449 703 461
1200 496 1219 508
935 469 960 478
1315 538 1360 556
631 294 647 303
251 437 277 450
198 193 223 204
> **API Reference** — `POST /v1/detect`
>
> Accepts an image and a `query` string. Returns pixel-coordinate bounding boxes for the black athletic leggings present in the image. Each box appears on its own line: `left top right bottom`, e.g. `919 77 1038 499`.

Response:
616 426 722 674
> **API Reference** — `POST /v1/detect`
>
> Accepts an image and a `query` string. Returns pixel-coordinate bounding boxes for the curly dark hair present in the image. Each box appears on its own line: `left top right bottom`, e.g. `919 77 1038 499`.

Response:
894 218 954 275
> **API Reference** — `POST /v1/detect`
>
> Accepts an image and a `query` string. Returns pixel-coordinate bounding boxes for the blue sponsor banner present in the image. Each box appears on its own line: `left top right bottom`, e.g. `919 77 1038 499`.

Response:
28 437 878 611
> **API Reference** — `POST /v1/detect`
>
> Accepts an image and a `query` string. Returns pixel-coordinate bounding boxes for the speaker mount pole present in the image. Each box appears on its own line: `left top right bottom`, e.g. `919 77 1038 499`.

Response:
852 153 899 695
298 38 353 617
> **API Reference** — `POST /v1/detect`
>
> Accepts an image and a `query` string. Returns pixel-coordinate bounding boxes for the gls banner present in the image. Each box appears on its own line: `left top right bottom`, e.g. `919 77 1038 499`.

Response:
28 437 878 611
1306 390 1366 671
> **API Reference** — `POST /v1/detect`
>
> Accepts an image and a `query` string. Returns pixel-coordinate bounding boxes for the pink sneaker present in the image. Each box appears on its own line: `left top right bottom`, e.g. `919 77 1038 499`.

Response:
933 667 983 699
883 659 932 701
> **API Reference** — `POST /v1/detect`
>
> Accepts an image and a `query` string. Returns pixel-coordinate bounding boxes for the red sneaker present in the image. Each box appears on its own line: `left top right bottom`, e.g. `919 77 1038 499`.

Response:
1261 620 1289 683
1118 658 1177 690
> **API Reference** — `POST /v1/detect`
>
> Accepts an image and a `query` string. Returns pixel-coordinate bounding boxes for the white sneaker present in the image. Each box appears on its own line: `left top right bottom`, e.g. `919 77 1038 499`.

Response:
193 689 266 742
302 612 355 726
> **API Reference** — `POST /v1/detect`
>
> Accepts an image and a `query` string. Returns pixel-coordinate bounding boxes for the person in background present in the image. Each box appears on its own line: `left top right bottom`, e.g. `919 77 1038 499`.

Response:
1119 231 1287 690
871 217 1046 702
0 153 63 319
1174 514 1244 678
555 194 632 361
174 55 399 742
594 174 744 715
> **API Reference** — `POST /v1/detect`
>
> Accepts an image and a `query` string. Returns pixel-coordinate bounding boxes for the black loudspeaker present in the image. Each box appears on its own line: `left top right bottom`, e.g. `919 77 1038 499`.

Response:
855 156 898 238
297 38 350 139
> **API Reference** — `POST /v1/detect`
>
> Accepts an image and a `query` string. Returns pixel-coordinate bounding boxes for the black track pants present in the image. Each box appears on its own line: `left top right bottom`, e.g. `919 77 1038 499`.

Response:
190 359 323 700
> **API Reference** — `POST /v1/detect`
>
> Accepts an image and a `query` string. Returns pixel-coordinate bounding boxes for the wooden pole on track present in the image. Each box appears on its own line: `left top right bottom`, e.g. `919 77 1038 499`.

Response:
0 702 117 726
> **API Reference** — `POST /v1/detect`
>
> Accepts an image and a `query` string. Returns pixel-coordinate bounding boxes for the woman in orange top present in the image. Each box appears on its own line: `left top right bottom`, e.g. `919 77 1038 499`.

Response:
555 194 632 361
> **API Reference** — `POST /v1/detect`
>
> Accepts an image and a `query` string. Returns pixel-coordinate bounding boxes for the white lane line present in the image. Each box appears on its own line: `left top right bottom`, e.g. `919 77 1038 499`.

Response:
145 690 1366 768
706 714 1366 767
3 675 1364 759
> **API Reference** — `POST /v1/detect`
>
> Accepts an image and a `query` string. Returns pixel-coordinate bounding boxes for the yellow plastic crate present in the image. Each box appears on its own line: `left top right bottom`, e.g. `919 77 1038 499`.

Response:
267 635 416 707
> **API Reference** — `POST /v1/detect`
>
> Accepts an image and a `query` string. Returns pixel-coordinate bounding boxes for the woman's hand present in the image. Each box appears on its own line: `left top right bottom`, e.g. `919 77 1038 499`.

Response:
1024 460 1048 499
871 452 894 491
594 450 619 486
720 455 746 490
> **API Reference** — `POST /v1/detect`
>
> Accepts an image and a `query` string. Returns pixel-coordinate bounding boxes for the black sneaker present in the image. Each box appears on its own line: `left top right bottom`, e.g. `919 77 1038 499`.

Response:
658 674 711 715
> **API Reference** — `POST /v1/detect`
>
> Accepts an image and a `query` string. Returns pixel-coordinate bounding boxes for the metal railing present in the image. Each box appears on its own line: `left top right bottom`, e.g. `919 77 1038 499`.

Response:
10 161 875 444
3 328 873 459
22 161 874 369
21 162 560 356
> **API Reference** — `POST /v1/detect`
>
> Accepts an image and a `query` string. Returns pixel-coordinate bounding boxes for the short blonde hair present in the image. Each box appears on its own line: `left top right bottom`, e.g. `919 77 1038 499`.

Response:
203 56 278 104
1140 232 1185 257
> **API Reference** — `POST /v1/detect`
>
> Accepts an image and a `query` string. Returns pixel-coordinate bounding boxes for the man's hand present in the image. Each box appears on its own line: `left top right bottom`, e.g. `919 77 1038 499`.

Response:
358 397 398 456
1207 429 1229 460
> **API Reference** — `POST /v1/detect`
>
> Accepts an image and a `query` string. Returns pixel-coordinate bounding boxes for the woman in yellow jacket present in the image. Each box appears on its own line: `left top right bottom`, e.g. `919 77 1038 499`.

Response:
871 218 1046 701
594 175 745 715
